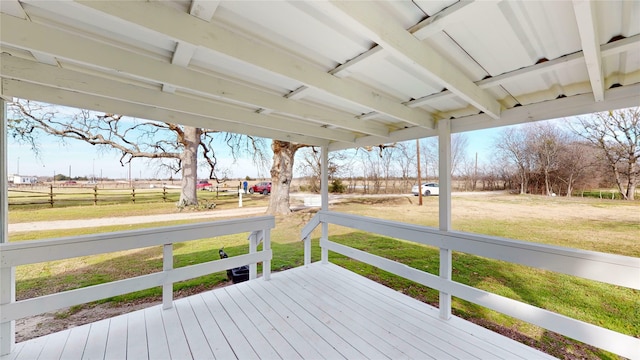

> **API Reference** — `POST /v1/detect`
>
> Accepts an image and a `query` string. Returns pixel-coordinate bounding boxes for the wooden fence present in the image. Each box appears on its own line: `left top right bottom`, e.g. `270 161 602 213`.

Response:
8 184 240 208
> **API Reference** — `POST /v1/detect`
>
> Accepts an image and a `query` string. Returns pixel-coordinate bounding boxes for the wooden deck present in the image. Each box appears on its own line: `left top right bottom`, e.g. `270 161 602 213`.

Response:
2 263 554 360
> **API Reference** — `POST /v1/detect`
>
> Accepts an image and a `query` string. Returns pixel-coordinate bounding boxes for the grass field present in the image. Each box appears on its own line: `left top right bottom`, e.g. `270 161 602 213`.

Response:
8 193 639 359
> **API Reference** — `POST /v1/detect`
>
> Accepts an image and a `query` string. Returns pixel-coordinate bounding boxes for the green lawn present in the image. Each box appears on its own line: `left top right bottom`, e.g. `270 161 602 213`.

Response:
8 193 639 359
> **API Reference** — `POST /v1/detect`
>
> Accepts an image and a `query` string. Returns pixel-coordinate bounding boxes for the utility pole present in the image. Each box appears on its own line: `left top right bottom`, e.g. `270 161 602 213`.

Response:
474 152 478 191
416 139 423 206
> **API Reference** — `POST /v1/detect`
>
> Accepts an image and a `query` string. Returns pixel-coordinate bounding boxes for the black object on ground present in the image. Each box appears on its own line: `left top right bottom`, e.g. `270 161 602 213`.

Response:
219 248 250 283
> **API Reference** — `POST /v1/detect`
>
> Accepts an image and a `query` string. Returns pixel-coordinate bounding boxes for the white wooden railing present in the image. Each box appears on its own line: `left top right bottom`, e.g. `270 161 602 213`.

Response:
301 210 640 359
0 216 274 355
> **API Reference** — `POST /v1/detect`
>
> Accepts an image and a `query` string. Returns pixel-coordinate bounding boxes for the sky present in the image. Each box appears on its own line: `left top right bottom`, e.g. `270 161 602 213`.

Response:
7 139 266 180
4 98 545 180
7 126 501 180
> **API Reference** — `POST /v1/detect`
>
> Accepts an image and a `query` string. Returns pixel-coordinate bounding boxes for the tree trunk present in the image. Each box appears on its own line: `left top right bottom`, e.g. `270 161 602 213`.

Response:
178 127 201 207
267 140 303 215
565 173 574 197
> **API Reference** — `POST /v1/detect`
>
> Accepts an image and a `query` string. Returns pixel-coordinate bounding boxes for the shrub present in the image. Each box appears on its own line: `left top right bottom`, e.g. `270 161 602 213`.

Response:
330 179 346 193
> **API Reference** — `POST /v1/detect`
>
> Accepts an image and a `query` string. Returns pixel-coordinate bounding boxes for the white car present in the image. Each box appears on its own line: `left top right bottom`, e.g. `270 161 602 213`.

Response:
412 182 439 196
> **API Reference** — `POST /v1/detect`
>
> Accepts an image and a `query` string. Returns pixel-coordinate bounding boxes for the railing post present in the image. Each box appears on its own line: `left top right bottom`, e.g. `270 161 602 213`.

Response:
321 145 329 264
249 232 258 280
0 97 14 356
304 236 311 266
263 228 271 281
438 118 453 320
162 244 173 309
0 266 15 356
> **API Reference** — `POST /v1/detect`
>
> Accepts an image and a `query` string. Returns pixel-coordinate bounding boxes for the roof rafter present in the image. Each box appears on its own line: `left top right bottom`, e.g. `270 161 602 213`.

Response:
572 0 604 102
0 13 389 138
330 83 640 151
163 41 197 93
406 34 639 108
324 0 501 120
1 54 356 143
3 79 328 146
189 0 219 22
330 1 483 79
74 0 433 128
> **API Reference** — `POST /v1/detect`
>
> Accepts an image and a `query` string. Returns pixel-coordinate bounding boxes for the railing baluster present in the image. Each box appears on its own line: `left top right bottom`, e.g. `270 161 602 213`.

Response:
304 236 311 266
162 243 173 309
0 266 15 355
263 228 271 281
249 232 258 280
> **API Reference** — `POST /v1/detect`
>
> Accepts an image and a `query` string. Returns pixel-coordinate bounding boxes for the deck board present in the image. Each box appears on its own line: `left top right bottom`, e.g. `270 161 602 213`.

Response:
2 263 556 360
143 307 171 360
308 264 497 359
82 319 109 360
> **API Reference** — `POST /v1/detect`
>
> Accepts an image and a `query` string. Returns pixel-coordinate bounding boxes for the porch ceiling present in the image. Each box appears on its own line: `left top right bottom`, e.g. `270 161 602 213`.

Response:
1 0 639 150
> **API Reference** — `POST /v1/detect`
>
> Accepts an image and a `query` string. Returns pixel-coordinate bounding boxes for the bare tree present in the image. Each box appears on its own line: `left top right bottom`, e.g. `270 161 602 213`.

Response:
451 133 470 176
572 108 640 200
419 134 469 180
395 142 416 192
494 127 533 194
419 138 438 180
556 141 596 197
528 123 564 196
8 99 264 206
296 147 347 193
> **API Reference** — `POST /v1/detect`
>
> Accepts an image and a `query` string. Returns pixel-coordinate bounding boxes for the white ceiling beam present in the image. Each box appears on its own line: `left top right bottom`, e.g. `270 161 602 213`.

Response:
407 34 640 108
171 42 197 67
329 47 384 78
330 83 640 151
31 51 58 66
164 41 198 93
411 1 482 40
328 1 482 80
572 0 604 102
0 54 357 143
0 0 27 19
189 0 219 22
284 86 310 100
1 79 329 146
325 1 501 120
0 14 389 138
330 126 437 152
451 83 640 133
74 0 433 128
357 112 380 121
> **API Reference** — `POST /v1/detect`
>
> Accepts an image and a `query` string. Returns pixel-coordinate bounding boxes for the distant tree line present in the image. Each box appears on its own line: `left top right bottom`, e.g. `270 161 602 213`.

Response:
296 108 638 200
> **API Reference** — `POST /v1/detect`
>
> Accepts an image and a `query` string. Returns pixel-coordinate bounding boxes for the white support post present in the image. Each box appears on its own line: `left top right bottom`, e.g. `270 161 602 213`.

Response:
162 244 173 310
263 229 271 281
0 98 15 355
320 145 329 264
249 232 258 280
438 119 453 320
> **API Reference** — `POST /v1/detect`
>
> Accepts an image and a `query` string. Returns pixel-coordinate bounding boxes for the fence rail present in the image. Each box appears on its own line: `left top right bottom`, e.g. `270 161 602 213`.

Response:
8 184 240 208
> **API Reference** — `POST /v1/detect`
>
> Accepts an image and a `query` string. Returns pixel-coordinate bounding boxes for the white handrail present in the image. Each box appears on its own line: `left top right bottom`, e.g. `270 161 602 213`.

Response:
306 210 640 359
317 211 639 289
0 216 275 355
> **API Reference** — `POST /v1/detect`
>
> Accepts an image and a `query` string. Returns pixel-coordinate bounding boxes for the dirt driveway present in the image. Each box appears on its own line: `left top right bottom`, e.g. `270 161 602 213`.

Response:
8 206 268 233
